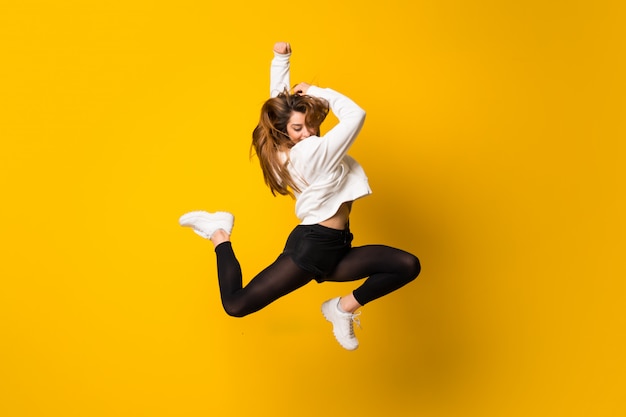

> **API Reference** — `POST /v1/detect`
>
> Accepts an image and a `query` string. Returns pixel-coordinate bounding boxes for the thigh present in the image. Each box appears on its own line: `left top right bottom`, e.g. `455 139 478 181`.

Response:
223 254 317 316
323 245 416 283
243 254 316 302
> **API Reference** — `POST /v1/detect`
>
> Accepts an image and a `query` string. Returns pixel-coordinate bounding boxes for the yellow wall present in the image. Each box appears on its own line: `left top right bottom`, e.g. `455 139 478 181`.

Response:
1 1 624 416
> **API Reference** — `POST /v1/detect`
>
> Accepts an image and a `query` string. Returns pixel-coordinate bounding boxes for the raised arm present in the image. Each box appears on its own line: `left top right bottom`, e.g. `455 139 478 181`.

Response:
290 84 366 174
270 42 291 98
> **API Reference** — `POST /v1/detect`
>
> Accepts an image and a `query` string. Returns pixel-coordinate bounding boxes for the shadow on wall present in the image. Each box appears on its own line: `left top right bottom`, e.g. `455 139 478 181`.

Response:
354 164 487 405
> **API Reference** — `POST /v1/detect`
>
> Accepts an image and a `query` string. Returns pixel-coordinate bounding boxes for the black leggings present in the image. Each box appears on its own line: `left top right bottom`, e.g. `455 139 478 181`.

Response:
214 240 421 317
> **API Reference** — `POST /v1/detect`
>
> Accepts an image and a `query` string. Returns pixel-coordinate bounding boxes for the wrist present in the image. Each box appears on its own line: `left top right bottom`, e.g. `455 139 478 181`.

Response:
273 50 291 58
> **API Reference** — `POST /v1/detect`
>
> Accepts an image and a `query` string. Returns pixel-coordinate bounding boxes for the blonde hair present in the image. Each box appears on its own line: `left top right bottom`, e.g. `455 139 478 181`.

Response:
251 90 329 196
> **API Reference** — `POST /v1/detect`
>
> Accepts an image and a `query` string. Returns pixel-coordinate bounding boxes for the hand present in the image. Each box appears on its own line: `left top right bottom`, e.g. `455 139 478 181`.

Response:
273 42 291 54
293 82 311 95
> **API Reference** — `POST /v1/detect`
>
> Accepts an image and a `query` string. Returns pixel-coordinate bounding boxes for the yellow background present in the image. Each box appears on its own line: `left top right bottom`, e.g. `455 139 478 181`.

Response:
1 1 624 416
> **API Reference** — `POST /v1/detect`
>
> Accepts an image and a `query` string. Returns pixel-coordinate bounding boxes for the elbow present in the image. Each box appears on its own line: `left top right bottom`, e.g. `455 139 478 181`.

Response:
348 108 366 129
356 109 366 130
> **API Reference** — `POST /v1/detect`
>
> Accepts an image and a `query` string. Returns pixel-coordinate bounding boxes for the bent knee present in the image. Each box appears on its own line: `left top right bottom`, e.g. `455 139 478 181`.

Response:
222 302 249 318
403 254 421 281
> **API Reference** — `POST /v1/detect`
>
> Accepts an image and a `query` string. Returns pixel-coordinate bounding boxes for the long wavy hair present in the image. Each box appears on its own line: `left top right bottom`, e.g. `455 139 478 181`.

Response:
251 90 329 197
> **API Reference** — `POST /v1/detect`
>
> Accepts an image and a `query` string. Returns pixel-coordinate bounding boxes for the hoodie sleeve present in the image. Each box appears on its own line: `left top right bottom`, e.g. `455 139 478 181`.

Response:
292 86 366 174
270 51 290 98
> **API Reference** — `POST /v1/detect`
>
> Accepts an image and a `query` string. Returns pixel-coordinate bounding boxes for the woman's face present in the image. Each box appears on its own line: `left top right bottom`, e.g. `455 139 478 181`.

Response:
286 111 314 144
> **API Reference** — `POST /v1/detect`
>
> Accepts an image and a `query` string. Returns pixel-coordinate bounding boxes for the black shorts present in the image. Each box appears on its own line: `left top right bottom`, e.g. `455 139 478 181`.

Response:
281 224 353 281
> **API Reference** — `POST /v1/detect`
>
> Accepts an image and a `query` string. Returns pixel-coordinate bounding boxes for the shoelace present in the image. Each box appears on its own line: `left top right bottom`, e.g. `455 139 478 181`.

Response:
348 311 362 336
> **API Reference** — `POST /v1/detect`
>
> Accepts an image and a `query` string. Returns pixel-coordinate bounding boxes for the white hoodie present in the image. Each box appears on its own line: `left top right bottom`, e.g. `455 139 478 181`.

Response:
270 51 372 225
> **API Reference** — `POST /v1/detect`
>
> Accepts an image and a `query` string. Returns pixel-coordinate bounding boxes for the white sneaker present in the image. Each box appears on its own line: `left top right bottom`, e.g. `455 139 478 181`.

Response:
321 297 361 351
179 211 234 239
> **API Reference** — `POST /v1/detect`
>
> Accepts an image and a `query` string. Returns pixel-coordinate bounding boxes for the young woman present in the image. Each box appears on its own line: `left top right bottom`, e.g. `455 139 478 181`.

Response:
179 42 420 350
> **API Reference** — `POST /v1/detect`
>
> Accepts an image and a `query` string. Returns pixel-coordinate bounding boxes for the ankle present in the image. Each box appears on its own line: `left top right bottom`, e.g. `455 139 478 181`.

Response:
339 294 361 314
210 229 230 248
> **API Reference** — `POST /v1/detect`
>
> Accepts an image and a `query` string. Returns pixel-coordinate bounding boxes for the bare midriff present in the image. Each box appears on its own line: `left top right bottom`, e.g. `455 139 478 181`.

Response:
318 201 353 230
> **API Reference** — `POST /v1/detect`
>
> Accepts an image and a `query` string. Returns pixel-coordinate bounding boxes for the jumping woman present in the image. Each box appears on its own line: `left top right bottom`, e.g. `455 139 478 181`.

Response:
179 42 420 350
